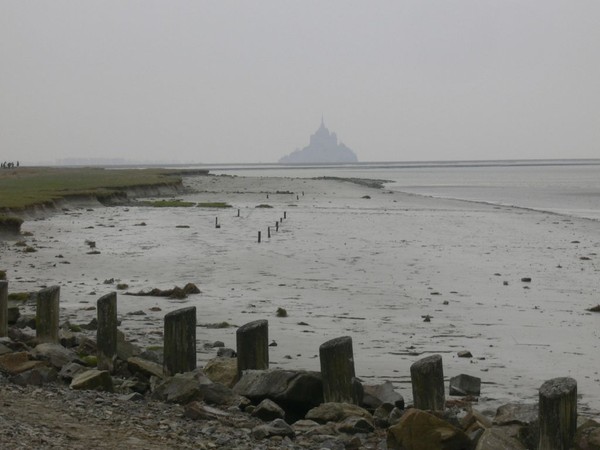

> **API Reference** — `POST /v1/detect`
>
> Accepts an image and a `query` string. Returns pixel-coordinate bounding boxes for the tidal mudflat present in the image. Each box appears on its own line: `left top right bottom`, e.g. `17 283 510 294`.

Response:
2 173 599 416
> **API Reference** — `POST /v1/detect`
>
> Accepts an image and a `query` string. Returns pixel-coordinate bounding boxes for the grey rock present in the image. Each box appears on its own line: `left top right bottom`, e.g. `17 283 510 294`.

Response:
127 356 164 379
184 401 232 420
252 399 286 422
216 347 236 358
59 362 88 381
11 366 58 386
336 416 375 434
373 403 395 428
252 418 295 440
31 343 78 369
70 369 114 392
305 402 373 424
362 381 404 410
449 374 481 396
475 427 527 450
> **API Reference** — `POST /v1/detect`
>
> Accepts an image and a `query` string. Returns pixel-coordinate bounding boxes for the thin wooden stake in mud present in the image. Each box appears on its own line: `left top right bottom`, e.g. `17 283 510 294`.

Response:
236 319 269 379
36 285 60 344
0 281 7 337
538 377 577 450
163 306 197 376
258 231 261 243
319 336 361 404
97 292 117 372
410 354 445 411
268 227 271 238
275 221 279 232
237 209 240 217
215 217 220 229
284 211 287 219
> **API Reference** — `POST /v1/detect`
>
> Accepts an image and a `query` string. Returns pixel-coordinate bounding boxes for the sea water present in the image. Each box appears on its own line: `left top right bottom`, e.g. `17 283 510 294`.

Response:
211 159 600 220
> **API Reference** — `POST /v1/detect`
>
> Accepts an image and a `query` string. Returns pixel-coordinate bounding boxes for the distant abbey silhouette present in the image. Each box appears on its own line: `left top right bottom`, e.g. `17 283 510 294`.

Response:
279 118 358 164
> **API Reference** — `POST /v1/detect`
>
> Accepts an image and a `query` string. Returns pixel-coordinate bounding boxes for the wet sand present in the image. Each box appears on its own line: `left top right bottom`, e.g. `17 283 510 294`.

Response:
1 174 599 417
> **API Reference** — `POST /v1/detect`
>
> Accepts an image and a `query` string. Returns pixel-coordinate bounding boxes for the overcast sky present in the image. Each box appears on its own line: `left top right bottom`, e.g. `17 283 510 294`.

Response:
1 1 599 164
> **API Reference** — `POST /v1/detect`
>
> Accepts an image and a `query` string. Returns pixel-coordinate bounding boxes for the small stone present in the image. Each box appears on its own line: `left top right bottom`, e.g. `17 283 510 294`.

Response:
458 350 473 358
252 399 285 422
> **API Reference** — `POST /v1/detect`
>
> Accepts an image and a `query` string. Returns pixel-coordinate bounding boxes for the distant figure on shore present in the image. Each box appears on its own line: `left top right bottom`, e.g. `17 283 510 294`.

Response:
1 161 19 169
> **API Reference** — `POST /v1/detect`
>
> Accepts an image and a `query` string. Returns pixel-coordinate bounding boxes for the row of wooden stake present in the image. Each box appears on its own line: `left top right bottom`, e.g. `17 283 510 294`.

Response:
0 282 577 449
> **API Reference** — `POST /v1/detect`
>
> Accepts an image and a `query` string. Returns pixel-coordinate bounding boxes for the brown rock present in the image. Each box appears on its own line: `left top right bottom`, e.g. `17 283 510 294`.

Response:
475 427 527 450
305 402 372 424
0 352 45 375
70 369 114 392
203 357 238 388
574 419 600 450
387 408 472 450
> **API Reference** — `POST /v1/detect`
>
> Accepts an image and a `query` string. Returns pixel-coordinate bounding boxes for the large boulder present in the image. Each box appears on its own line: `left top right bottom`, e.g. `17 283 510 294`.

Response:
449 374 481 397
387 408 472 450
152 372 206 404
574 419 600 450
234 369 322 419
0 352 45 375
492 403 539 449
305 402 373 424
31 343 78 369
70 369 114 392
203 357 238 388
127 356 164 379
362 381 404 410
475 428 527 450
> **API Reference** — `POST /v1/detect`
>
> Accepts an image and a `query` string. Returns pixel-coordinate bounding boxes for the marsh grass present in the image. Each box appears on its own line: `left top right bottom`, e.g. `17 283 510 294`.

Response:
144 199 196 207
197 202 232 208
0 167 186 210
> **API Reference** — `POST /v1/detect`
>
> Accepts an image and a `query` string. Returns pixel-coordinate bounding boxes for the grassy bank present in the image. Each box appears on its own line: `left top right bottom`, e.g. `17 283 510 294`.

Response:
0 167 206 211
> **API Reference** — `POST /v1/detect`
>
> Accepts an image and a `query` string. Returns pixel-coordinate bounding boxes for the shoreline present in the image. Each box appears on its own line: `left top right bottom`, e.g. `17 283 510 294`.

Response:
1 173 599 418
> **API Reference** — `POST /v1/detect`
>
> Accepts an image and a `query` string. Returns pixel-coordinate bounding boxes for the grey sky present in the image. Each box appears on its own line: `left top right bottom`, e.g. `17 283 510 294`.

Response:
1 1 599 164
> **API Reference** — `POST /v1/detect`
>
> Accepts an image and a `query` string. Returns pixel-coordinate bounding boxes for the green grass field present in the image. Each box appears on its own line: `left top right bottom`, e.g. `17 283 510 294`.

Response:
0 167 196 210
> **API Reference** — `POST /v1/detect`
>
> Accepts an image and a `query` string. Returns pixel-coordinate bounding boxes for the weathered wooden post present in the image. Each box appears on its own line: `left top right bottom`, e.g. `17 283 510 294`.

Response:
410 354 445 410
319 336 361 404
275 221 279 232
237 209 240 217
97 292 117 372
267 226 271 238
538 377 577 450
163 306 197 376
284 211 287 219
258 231 261 243
236 319 268 378
0 280 8 337
36 285 60 344
215 217 220 229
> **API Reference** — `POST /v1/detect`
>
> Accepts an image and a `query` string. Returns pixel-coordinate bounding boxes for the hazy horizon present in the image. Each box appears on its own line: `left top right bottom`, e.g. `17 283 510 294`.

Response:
2 1 599 165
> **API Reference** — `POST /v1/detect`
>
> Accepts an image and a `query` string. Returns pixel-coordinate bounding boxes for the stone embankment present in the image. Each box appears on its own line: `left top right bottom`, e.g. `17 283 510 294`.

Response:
1 285 600 449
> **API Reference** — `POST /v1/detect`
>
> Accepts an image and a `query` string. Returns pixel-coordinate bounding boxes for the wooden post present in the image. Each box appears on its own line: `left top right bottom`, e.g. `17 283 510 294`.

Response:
215 217 220 228
163 306 197 376
36 286 60 344
284 211 287 219
319 336 360 404
237 209 240 217
538 377 577 450
236 319 268 378
258 231 261 243
0 281 7 337
410 354 445 411
268 226 271 238
97 292 117 372
275 221 279 232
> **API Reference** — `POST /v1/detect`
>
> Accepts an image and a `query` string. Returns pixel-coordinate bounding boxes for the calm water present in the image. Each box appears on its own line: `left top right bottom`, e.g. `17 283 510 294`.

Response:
207 160 600 220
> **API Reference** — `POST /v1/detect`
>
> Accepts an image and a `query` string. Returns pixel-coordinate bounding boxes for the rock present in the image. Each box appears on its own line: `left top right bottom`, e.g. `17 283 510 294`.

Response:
127 356 164 379
211 341 225 348
203 357 238 388
362 381 404 410
70 369 114 392
11 366 58 386
252 419 295 440
457 350 473 358
521 277 532 283
475 427 527 450
574 419 600 450
152 372 211 404
449 374 481 396
184 401 232 420
492 403 539 449
198 382 243 407
0 352 45 375
374 403 396 428
291 419 321 434
59 329 78 348
0 343 12 356
77 336 97 356
15 315 36 329
387 408 472 450
216 347 236 358
80 317 98 330
336 416 375 434
234 369 323 419
59 362 88 381
252 399 286 421
116 330 141 360
31 343 78 369
305 402 373 424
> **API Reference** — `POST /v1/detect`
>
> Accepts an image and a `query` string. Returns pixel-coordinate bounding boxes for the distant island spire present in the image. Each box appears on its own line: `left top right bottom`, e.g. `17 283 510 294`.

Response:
279 119 358 164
